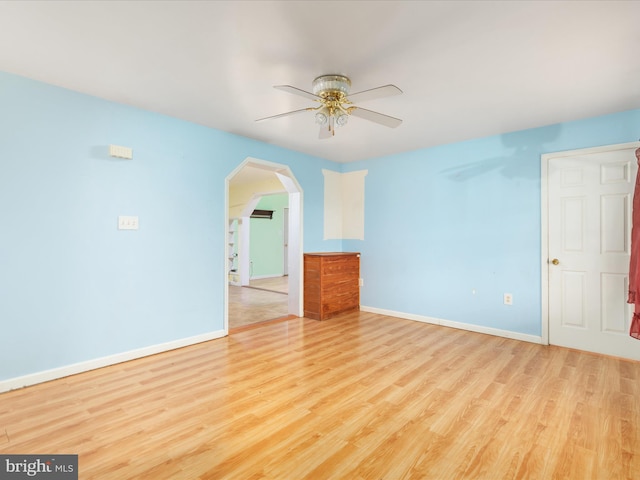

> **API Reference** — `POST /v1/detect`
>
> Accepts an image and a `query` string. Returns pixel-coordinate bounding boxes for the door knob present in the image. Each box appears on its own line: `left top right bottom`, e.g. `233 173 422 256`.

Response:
551 258 560 265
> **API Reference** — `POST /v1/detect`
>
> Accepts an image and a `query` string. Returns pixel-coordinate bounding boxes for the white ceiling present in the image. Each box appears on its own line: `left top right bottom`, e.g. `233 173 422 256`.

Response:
230 164 286 187
0 1 638 163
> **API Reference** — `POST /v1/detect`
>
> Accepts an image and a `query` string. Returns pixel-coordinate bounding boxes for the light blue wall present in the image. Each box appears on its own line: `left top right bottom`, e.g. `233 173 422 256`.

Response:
0 71 340 381
343 110 640 336
2 68 638 383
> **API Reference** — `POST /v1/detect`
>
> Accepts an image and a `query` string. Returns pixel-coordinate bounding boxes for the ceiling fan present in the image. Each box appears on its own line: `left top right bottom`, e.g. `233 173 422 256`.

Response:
256 74 403 139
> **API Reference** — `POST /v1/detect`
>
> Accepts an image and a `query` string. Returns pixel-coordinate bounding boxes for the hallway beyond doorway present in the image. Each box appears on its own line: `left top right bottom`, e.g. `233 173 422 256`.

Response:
229 276 289 329
245 276 288 294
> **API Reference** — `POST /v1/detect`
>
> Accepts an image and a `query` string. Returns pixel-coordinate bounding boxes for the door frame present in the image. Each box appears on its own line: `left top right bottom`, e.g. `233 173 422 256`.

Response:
224 157 304 334
283 207 289 276
541 141 640 346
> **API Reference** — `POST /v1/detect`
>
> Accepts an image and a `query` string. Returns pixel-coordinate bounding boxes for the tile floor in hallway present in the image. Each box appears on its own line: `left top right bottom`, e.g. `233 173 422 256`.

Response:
228 276 289 329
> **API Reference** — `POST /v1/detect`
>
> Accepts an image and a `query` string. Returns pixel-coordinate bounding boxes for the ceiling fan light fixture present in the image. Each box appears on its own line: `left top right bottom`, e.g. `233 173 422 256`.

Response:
315 111 328 125
335 111 349 127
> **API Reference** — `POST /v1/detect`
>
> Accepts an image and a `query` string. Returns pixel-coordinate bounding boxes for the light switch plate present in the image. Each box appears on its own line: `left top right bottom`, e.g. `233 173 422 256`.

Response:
118 216 139 230
109 145 133 159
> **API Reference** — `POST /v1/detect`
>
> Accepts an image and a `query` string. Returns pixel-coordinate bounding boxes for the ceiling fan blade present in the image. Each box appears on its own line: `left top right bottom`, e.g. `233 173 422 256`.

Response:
274 85 320 100
348 84 403 103
350 107 402 128
255 108 310 122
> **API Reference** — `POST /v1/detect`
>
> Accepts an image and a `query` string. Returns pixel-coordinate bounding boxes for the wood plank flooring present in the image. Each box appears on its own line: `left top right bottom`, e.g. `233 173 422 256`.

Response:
246 277 289 294
228 277 288 329
1 311 639 479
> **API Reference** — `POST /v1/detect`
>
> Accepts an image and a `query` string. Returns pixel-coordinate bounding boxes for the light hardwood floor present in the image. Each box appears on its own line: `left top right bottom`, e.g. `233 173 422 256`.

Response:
228 277 289 329
1 311 639 479
246 277 288 294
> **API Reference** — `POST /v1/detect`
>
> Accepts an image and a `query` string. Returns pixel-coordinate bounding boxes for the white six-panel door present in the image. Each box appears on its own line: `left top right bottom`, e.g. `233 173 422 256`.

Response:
547 145 640 360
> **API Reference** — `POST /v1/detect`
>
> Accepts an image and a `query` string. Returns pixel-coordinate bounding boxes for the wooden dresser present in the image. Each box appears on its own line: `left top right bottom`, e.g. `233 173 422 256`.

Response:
303 252 360 320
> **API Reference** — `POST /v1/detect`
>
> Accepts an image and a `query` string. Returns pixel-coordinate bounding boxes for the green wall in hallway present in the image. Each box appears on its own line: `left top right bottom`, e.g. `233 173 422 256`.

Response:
250 194 289 278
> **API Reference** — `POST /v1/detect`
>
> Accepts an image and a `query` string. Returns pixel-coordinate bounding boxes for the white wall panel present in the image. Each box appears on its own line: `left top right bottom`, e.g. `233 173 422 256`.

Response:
322 169 367 240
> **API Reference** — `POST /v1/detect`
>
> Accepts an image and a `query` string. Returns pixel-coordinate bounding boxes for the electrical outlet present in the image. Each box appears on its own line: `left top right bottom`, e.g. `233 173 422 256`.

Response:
359 278 364 287
504 293 513 305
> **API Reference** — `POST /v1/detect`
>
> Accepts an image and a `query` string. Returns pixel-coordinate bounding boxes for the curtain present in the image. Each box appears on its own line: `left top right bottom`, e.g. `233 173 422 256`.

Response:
627 147 640 339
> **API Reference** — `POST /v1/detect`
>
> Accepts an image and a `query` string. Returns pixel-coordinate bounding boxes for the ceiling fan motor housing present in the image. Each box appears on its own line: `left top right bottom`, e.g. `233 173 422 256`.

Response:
312 75 351 98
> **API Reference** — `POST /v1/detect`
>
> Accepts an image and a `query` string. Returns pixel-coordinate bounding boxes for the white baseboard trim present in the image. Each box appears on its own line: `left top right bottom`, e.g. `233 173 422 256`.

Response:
361 306 543 345
0 329 226 394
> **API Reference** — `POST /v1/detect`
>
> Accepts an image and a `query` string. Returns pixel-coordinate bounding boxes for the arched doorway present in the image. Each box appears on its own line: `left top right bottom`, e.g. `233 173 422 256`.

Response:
224 158 303 333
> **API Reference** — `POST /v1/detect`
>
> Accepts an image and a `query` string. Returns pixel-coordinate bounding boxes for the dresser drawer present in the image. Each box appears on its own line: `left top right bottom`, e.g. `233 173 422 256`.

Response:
304 252 360 320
